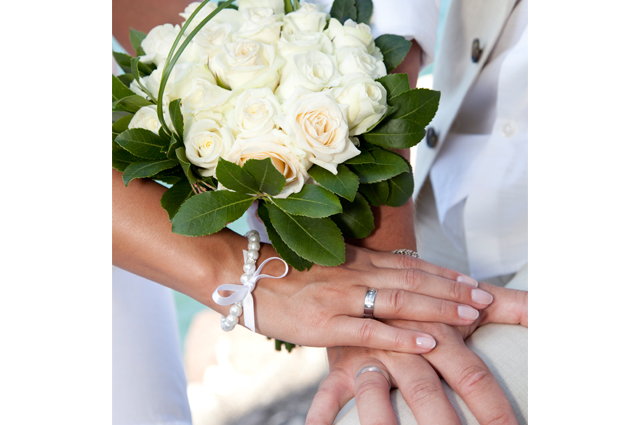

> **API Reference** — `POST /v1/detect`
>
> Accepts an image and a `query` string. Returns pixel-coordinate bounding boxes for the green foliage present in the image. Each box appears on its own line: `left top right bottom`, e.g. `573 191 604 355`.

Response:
215 158 260 194
112 74 136 101
114 128 168 160
117 73 135 88
168 99 185 141
363 118 426 149
131 57 156 102
386 170 414 207
348 148 409 183
129 28 147 56
331 193 375 239
266 203 346 266
243 158 286 196
175 147 198 184
112 146 144 172
257 202 312 271
374 34 412 72
344 148 375 165
330 0 357 23
167 135 184 160
112 95 153 114
354 0 373 24
172 190 254 236
376 73 410 101
386 88 440 128
113 51 133 73
122 159 179 186
160 179 194 221
307 164 359 202
359 181 389 206
272 184 342 218
112 114 133 134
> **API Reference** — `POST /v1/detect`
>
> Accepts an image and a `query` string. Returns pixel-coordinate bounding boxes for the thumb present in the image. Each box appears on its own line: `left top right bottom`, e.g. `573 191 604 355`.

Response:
478 282 528 328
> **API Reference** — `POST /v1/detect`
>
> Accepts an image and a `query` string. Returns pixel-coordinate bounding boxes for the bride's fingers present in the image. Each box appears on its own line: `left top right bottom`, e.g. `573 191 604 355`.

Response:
346 287 482 326
369 251 478 286
367 269 494 310
331 316 438 354
306 372 352 425
384 353 461 425
352 361 396 425
478 282 528 327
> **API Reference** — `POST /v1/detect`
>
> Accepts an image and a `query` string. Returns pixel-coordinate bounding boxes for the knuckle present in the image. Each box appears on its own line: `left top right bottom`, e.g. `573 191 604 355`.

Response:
402 268 420 292
389 288 407 316
449 281 464 301
357 320 376 345
355 377 384 400
457 364 492 396
405 377 444 407
395 253 414 269
485 412 517 425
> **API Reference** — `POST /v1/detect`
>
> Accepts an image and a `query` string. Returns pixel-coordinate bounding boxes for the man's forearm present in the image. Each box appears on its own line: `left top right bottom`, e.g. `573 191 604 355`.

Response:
352 41 422 252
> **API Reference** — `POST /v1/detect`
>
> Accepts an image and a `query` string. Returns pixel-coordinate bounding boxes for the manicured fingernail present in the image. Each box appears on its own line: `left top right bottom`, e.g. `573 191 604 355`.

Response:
416 335 436 350
471 289 494 305
457 275 478 287
458 305 479 320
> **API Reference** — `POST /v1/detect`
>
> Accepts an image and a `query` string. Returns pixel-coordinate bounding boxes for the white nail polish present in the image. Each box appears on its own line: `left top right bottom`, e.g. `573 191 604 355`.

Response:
416 336 436 350
457 275 478 287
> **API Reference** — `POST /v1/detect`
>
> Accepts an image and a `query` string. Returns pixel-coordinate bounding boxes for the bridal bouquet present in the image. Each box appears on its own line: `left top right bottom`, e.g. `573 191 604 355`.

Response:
112 0 440 271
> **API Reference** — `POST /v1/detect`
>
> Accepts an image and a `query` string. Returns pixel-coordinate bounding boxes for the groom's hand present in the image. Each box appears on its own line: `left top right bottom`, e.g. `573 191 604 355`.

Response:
306 283 527 425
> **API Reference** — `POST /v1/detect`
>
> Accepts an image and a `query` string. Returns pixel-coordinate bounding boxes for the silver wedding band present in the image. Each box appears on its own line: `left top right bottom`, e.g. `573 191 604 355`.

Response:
355 366 392 388
363 288 377 318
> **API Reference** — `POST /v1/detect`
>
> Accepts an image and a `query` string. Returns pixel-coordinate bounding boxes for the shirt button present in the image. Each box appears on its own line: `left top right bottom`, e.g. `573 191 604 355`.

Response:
426 127 438 148
471 38 483 63
501 120 517 138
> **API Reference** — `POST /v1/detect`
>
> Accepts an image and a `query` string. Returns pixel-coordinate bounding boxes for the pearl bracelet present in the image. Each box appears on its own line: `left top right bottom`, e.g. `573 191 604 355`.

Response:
213 230 289 333
220 230 261 332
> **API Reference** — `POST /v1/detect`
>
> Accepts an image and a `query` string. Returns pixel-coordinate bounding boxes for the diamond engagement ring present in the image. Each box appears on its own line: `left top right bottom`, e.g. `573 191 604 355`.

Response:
355 366 392 388
363 288 378 319
392 249 420 258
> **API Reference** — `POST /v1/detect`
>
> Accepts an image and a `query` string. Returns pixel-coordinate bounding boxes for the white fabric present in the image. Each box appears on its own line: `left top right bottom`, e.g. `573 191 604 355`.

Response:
112 267 192 425
429 0 528 280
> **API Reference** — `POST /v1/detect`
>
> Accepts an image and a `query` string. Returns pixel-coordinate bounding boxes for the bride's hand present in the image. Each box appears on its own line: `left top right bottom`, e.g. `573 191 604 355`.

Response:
241 243 496 353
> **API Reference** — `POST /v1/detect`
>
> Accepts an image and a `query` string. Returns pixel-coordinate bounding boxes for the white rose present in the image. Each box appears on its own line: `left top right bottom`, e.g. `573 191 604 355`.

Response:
181 78 233 116
333 74 387 136
325 18 374 53
277 31 333 62
184 119 234 177
228 88 282 136
128 105 162 134
190 21 233 63
139 24 182 67
278 90 359 173
132 63 217 102
335 46 386 80
282 2 328 33
223 129 309 198
180 2 244 34
210 39 284 90
237 0 284 15
236 8 283 44
275 50 341 99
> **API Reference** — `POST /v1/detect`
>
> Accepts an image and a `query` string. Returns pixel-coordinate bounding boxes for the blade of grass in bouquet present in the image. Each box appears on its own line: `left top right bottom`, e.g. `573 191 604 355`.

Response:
157 0 236 132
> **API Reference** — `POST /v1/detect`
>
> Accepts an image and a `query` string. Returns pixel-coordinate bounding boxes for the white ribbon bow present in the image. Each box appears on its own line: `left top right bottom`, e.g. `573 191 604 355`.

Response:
212 252 289 332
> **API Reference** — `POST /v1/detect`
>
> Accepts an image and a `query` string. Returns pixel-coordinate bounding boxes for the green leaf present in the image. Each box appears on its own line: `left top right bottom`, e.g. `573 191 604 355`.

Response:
169 99 185 140
113 51 133 73
284 0 293 14
386 169 414 207
155 175 182 185
172 190 254 236
167 135 184 160
359 181 389 206
330 0 357 23
112 146 144 172
243 158 286 196
112 95 153 114
112 74 136 100
363 118 426 149
175 147 198 184
348 148 409 183
266 203 345 266
354 0 373 24
272 184 342 217
115 128 168 160
161 179 194 221
113 110 131 124
387 88 440 128
376 73 410 102
129 28 147 56
375 34 412 72
122 159 179 186
257 202 312 271
215 158 260 194
112 114 133 134
331 193 375 239
117 74 134 89
308 164 359 202
344 148 375 165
